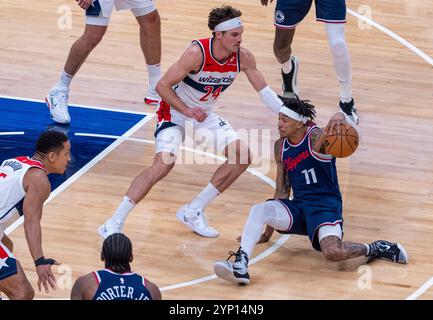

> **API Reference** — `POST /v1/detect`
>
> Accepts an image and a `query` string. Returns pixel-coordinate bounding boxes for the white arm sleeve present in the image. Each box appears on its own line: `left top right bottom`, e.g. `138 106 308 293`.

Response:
259 86 284 114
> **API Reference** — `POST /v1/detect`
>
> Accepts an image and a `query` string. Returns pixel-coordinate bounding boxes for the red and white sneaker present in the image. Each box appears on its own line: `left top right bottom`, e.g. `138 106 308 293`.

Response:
144 87 160 106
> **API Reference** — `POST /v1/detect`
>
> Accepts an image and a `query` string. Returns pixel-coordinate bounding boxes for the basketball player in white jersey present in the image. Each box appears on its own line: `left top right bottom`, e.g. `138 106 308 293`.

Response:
0 131 70 299
46 0 161 124
98 5 288 239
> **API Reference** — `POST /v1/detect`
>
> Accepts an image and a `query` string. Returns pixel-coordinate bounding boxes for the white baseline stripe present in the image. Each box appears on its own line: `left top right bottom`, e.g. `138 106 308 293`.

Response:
0 132 25 135
0 94 151 116
4 114 154 235
74 133 288 292
406 277 433 300
347 8 433 66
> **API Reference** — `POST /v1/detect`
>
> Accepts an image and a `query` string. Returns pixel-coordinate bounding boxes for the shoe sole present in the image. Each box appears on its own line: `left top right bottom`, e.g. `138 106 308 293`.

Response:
291 56 299 96
214 262 250 285
397 243 409 264
175 210 219 238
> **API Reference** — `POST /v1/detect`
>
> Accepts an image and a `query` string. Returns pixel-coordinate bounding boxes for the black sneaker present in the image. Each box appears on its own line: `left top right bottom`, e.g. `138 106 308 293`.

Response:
367 240 409 264
214 247 250 285
281 56 299 99
339 99 359 124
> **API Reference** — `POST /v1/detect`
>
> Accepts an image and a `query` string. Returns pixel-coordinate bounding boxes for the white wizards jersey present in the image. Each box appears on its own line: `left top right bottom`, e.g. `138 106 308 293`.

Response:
0 157 45 235
157 37 240 123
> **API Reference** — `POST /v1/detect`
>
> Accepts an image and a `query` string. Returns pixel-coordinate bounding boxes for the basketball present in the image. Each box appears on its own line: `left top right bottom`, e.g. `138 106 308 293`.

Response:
323 123 359 158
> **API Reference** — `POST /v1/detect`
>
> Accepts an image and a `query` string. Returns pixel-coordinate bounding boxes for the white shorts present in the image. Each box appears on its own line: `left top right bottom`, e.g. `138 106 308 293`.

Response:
155 110 239 156
86 0 156 26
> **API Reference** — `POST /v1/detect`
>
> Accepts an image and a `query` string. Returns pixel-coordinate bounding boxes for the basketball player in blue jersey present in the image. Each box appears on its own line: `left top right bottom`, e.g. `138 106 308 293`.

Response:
71 233 161 300
260 0 358 124
0 131 70 299
214 97 408 285
98 6 291 239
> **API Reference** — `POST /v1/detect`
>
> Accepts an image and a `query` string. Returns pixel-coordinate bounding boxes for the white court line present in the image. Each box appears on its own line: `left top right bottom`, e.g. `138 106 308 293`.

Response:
74 133 290 292
0 95 150 116
4 114 155 236
0 132 25 135
347 8 433 66
406 277 433 300
160 235 290 292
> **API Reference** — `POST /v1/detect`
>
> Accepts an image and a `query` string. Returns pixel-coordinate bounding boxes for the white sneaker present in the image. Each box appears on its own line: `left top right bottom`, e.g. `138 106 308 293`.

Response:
144 87 160 106
46 86 71 124
97 219 123 239
176 204 219 238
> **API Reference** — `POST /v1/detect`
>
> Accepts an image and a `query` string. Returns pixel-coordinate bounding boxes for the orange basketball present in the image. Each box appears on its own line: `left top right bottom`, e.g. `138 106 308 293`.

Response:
323 123 359 158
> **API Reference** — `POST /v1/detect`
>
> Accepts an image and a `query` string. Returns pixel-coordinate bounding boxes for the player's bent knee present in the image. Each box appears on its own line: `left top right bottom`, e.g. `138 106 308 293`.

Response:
138 9 160 26
249 203 268 221
329 39 347 57
152 155 175 180
322 247 344 262
83 30 106 48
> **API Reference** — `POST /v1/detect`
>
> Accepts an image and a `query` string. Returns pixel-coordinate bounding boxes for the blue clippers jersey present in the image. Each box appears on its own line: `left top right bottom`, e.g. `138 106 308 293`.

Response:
281 125 342 202
92 269 152 300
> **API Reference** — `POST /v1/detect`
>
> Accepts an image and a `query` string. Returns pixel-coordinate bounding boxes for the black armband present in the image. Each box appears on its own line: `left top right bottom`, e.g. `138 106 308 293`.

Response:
35 256 56 267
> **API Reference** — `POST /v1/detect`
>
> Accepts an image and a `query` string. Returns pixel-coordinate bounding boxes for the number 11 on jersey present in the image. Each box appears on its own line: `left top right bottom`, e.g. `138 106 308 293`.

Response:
302 168 317 185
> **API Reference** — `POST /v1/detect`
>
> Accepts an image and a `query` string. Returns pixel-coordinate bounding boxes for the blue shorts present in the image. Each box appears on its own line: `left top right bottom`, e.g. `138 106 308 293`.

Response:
275 0 346 29
0 241 18 281
273 198 343 251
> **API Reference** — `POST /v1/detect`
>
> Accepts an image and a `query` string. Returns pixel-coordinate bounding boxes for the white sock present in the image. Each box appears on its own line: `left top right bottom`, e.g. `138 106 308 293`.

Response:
240 201 291 258
189 183 220 211
56 70 73 89
281 58 292 74
364 243 371 256
147 63 161 92
326 24 352 102
111 196 136 224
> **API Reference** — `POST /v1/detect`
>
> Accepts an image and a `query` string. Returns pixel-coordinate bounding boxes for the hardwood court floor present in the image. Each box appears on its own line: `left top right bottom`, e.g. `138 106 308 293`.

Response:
0 0 432 299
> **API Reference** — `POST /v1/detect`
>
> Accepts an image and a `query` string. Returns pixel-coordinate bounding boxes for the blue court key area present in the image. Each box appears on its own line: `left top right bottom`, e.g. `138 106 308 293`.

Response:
0 97 148 190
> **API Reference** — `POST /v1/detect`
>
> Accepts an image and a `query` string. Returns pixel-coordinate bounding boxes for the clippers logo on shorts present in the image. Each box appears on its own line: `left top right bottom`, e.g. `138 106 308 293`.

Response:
280 125 341 200
275 10 285 24
92 269 153 300
170 37 240 113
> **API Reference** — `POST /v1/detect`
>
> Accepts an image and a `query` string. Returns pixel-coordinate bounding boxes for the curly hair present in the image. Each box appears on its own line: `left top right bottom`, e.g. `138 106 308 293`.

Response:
208 5 242 34
278 96 317 121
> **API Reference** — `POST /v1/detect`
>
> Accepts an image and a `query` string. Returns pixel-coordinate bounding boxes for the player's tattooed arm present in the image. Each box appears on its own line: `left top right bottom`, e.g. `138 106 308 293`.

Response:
70 273 97 300
310 128 327 154
274 138 290 199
